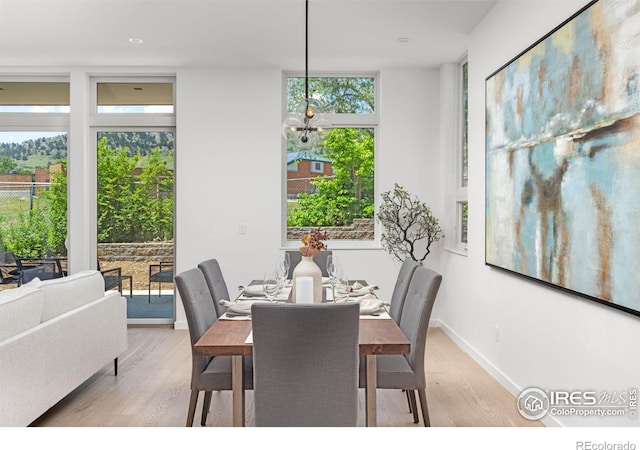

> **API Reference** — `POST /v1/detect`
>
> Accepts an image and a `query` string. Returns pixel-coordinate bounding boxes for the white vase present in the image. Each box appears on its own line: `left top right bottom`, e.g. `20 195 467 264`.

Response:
291 255 323 303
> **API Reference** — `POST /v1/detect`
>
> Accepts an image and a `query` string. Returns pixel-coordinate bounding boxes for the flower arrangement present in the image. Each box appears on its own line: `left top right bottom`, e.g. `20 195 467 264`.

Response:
299 227 328 257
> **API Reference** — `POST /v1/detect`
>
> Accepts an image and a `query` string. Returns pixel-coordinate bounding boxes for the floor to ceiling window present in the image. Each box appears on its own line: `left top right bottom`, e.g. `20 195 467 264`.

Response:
0 80 69 290
92 78 175 324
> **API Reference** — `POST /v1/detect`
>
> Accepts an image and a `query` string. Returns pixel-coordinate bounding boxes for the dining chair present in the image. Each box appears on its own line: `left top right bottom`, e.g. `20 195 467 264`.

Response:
286 249 332 278
359 265 442 426
389 258 420 323
175 268 253 427
197 258 230 318
251 302 360 427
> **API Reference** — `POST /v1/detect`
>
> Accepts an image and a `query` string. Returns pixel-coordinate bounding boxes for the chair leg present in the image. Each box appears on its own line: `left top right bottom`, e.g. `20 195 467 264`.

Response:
186 390 199 427
114 357 118 376
408 390 419 424
418 389 430 427
201 391 212 426
405 390 412 413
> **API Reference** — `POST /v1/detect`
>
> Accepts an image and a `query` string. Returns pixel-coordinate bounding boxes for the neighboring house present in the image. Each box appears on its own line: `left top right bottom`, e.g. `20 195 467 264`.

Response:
286 151 333 198
0 163 64 194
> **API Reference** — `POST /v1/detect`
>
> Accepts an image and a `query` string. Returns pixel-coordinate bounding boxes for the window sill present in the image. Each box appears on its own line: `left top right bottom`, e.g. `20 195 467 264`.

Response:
282 241 383 251
444 246 468 257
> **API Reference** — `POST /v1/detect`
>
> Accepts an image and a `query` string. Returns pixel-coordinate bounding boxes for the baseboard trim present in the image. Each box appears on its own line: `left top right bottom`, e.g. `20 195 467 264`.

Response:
430 319 561 427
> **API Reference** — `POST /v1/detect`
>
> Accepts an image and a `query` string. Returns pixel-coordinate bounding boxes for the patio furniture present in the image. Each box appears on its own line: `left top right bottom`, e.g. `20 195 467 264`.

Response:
0 251 21 286
148 261 174 302
98 260 133 298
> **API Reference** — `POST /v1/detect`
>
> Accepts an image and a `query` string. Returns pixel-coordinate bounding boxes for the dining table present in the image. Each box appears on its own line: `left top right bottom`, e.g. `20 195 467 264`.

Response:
193 280 411 427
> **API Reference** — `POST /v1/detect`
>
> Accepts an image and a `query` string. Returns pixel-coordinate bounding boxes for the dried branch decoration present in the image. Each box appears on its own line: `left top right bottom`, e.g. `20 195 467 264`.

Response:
299 227 328 257
377 183 444 264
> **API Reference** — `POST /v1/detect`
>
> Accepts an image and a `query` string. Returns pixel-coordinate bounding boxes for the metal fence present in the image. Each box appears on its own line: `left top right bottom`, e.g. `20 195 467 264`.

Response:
287 176 334 199
0 182 51 217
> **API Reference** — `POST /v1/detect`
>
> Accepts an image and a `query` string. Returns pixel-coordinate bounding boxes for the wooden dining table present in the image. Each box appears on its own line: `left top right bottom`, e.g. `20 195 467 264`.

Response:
193 282 411 427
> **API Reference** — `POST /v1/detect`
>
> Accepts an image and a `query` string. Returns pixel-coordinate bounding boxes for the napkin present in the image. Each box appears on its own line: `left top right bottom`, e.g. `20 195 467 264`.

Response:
240 285 266 297
349 281 379 297
218 299 253 316
356 298 388 315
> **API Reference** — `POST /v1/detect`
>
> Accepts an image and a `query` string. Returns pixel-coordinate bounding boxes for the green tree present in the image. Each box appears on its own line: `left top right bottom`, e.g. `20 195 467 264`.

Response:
0 156 17 173
288 128 374 227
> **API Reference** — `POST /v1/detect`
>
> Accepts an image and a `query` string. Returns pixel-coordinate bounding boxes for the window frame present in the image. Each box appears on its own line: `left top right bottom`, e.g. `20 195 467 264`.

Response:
281 72 380 250
443 58 469 255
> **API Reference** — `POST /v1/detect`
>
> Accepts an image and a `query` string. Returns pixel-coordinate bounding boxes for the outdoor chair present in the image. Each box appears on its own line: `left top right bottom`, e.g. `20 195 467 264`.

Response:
148 261 174 302
16 257 65 284
0 251 21 286
98 260 133 298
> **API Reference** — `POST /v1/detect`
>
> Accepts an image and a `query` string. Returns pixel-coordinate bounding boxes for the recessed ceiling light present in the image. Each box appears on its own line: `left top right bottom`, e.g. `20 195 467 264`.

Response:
398 37 409 43
128 38 143 44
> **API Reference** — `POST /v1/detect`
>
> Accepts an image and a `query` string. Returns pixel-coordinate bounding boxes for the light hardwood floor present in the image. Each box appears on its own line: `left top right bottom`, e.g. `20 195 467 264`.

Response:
31 326 543 427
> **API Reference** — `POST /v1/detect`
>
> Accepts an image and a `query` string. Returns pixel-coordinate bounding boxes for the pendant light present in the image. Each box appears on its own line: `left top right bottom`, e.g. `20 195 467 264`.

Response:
282 0 330 150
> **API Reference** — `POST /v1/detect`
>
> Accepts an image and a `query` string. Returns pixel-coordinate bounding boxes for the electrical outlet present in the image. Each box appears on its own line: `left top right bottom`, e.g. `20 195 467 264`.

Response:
494 324 500 342
239 223 247 234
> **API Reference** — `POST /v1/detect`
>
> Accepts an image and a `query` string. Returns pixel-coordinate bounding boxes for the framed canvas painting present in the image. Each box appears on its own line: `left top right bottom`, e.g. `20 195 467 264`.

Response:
485 0 640 317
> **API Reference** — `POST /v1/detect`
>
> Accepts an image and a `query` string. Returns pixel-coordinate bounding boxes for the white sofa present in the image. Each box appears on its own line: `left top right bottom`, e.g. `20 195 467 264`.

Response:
0 270 127 426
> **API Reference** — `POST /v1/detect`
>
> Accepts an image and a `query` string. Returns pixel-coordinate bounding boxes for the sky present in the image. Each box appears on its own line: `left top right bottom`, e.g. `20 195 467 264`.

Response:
0 131 66 144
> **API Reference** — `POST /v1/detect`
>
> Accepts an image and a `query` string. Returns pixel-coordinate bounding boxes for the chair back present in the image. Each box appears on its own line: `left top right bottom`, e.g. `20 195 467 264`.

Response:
251 302 359 427
197 259 230 318
175 268 218 378
389 259 419 323
398 266 442 388
286 250 332 278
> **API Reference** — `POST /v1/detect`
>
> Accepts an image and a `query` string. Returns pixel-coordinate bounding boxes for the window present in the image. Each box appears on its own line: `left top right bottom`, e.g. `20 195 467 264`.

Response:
0 80 69 280
310 161 324 173
96 82 174 114
443 60 468 254
91 77 175 324
283 75 378 245
0 81 70 113
459 61 469 246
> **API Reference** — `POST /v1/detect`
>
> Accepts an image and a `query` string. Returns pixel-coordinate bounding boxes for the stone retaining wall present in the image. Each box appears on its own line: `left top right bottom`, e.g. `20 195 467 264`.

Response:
98 242 174 262
287 218 374 241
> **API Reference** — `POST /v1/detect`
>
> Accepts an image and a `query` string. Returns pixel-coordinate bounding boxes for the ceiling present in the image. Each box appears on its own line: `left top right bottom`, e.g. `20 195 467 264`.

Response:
0 0 496 70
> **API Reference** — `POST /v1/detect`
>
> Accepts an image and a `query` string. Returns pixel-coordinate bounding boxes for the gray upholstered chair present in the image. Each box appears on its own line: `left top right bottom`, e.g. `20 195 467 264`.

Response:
359 266 442 426
197 258 230 318
389 258 420 323
175 268 253 426
286 250 332 278
251 302 360 427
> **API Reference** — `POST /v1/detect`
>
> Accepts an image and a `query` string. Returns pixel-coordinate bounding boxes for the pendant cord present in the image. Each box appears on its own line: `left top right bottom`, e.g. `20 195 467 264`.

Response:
305 0 309 102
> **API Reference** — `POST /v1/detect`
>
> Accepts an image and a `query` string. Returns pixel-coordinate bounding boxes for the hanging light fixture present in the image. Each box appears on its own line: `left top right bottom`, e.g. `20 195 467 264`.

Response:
282 0 330 150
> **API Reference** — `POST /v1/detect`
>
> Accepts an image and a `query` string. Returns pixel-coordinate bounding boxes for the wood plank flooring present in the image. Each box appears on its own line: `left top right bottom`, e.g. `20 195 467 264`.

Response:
30 326 542 428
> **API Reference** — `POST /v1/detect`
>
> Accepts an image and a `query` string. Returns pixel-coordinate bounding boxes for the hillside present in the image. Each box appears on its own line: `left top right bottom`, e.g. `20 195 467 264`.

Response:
0 132 174 170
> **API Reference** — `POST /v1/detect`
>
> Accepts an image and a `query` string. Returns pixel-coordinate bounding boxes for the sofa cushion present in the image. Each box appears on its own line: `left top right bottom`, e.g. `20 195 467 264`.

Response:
0 286 44 341
37 270 106 322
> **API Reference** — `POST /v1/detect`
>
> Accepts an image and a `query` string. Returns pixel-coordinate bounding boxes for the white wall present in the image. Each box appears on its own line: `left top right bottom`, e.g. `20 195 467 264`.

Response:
174 67 443 328
437 0 640 427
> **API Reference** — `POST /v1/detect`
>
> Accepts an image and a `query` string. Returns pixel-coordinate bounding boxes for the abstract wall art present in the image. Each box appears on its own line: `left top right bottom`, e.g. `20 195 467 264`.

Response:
485 0 640 317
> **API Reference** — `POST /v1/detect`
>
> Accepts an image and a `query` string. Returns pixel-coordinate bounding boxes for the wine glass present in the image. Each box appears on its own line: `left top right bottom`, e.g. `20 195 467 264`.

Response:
263 271 280 302
278 252 291 284
326 255 336 286
333 275 350 303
